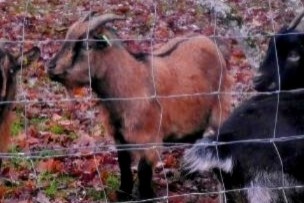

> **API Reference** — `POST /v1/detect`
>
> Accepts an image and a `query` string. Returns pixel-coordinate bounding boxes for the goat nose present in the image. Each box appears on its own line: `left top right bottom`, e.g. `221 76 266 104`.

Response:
47 63 56 70
254 71 263 79
252 75 264 89
46 62 56 76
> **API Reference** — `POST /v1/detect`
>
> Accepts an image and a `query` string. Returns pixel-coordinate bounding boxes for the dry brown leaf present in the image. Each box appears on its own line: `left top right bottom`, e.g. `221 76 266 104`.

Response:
37 159 64 173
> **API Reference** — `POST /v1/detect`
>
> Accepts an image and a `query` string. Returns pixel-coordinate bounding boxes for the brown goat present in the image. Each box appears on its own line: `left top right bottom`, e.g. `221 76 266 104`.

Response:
0 44 40 166
47 13 232 201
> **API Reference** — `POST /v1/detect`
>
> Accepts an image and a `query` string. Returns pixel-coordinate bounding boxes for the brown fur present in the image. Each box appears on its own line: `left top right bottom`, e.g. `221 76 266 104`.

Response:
152 34 193 56
0 54 16 153
0 46 40 158
0 111 13 152
122 38 229 164
84 35 232 145
47 14 232 199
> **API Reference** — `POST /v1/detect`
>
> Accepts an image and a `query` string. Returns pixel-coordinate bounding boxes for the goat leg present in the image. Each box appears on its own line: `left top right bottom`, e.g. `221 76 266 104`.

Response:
116 149 134 201
138 157 155 202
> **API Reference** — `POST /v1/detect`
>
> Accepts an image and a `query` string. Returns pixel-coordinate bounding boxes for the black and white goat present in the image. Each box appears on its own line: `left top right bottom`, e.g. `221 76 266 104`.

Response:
184 10 304 203
184 92 304 202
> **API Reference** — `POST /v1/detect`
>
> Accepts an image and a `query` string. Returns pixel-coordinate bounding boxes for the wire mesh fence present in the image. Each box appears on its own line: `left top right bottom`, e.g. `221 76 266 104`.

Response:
0 0 304 202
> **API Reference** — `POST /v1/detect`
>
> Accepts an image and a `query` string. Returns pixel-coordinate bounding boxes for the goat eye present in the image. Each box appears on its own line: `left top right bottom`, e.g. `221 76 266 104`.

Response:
81 41 89 50
287 51 300 62
76 40 91 50
71 41 84 65
74 41 84 52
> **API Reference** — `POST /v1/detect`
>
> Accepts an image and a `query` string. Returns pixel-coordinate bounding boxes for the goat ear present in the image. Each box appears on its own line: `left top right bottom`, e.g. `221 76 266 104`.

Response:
92 34 112 49
15 47 40 70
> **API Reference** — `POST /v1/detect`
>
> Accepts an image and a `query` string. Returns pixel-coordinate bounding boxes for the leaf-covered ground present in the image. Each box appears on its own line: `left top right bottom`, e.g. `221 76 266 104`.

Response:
0 0 303 202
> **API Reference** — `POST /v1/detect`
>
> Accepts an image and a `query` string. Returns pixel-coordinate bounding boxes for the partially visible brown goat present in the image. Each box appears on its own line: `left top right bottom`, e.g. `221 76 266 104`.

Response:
47 12 232 201
0 44 40 166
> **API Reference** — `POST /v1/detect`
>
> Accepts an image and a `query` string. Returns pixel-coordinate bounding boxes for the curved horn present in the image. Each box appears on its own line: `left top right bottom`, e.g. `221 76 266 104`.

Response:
66 14 125 39
288 9 304 30
88 14 125 32
80 11 97 22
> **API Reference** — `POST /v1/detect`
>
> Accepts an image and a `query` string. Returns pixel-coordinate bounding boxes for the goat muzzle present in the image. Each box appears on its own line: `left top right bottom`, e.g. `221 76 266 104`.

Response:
253 76 277 92
47 67 66 83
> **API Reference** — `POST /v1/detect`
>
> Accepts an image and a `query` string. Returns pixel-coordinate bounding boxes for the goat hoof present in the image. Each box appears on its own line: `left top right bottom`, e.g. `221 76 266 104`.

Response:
139 189 156 203
116 190 133 201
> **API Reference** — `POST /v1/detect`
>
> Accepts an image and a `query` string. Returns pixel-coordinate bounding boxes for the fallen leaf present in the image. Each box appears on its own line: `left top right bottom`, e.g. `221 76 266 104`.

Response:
37 159 64 173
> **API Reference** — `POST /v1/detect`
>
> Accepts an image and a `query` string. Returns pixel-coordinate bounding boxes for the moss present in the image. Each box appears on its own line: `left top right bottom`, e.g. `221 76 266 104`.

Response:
87 188 105 201
106 174 120 191
49 124 64 135
11 119 24 136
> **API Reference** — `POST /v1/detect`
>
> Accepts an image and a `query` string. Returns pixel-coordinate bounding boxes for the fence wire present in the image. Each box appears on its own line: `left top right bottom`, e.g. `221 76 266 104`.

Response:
1 0 304 202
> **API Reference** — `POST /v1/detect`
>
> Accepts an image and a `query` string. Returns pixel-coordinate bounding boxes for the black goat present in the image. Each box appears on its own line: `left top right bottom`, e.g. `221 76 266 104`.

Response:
184 91 304 203
184 10 304 203
254 10 304 91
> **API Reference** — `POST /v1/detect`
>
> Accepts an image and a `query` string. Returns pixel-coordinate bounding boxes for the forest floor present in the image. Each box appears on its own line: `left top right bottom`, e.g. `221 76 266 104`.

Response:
0 0 303 202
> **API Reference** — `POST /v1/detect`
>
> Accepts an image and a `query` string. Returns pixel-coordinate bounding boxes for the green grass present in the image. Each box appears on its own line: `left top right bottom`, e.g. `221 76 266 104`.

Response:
67 132 78 140
37 149 60 158
38 172 74 199
49 124 65 135
8 145 22 153
7 146 32 169
30 117 48 131
106 173 120 191
30 117 48 125
87 188 105 201
45 179 59 198
11 119 24 136
38 172 59 198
